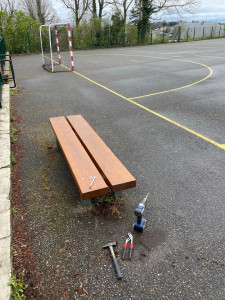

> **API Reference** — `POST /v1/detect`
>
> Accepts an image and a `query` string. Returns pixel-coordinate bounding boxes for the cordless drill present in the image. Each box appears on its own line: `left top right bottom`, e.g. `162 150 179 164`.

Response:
133 193 149 232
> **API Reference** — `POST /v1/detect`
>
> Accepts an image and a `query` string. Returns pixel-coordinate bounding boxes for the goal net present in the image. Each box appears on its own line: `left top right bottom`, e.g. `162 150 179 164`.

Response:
40 23 74 72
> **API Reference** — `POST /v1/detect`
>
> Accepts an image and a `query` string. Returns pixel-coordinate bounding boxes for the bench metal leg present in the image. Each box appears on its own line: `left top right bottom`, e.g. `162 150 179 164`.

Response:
114 191 122 198
81 198 92 206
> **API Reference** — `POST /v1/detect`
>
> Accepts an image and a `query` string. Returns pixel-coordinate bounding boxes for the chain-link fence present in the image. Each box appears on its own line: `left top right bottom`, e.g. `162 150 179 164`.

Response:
3 23 225 56
56 24 225 50
0 35 6 108
169 23 225 41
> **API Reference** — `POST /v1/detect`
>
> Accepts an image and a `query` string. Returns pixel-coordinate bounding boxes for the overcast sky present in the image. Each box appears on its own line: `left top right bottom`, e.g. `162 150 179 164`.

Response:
160 0 225 22
52 0 225 23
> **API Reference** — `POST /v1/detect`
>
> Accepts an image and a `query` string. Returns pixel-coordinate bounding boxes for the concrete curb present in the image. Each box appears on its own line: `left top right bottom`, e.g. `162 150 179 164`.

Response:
0 84 11 300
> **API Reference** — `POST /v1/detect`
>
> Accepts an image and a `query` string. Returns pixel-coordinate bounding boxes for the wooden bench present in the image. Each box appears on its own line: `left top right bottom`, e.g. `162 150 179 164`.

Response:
50 115 136 205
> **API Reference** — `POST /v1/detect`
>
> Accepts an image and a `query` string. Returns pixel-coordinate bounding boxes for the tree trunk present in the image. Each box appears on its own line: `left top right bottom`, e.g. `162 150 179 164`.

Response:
92 0 97 19
98 0 104 19
36 0 45 24
123 2 127 25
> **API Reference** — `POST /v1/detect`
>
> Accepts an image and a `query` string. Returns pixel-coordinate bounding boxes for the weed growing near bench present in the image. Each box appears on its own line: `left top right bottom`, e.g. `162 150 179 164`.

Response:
10 118 18 162
11 151 16 164
8 272 28 300
92 194 125 219
10 88 22 97
11 206 18 216
10 90 20 160
10 123 17 143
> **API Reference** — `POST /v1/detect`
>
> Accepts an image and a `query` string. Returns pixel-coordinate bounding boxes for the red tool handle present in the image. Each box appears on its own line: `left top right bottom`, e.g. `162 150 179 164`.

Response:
129 244 133 260
122 243 127 261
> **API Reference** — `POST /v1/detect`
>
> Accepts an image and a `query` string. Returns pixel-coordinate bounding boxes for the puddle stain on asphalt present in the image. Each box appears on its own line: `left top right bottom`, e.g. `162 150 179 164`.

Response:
133 229 166 260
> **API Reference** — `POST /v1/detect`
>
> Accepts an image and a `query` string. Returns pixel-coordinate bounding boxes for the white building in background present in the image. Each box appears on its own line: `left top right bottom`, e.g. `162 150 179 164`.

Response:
169 21 224 40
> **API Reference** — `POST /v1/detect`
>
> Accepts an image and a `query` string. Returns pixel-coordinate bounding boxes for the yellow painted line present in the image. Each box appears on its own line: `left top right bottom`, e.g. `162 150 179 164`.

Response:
130 60 213 100
106 54 213 100
43 55 225 150
73 69 225 150
131 60 139 63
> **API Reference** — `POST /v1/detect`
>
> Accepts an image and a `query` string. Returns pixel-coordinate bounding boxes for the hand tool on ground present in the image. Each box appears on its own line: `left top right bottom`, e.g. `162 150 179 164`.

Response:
134 193 149 232
122 233 133 260
102 242 123 280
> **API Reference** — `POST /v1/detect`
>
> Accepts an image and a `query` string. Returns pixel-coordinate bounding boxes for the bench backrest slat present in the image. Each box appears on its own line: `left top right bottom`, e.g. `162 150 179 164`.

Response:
50 116 109 200
67 115 136 192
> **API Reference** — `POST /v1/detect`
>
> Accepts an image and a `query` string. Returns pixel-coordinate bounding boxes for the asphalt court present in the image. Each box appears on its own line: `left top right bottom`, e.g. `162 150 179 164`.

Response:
63 38 225 150
13 38 225 299
75 55 212 99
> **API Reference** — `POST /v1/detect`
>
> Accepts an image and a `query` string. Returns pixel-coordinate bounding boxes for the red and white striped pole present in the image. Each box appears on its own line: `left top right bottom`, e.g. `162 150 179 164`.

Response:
54 25 62 65
67 23 74 71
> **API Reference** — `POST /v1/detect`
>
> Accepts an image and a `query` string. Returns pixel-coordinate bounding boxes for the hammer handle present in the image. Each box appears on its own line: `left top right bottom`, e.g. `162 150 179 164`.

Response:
111 253 123 280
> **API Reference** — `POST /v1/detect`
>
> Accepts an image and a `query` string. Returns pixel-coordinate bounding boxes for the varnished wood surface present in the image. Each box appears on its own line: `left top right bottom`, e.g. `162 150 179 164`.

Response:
50 116 109 200
67 115 136 192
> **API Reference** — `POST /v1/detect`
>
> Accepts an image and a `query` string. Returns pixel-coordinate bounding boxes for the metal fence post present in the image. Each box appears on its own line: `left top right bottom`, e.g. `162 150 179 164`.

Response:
162 28 164 43
108 29 110 46
178 26 181 42
27 31 32 53
0 73 2 108
123 29 126 46
91 30 93 47
193 27 195 40
150 30 152 44
187 27 189 40
211 26 213 38
0 36 6 70
0 36 6 108
72 30 75 48
203 27 205 39
219 26 221 37
137 28 140 45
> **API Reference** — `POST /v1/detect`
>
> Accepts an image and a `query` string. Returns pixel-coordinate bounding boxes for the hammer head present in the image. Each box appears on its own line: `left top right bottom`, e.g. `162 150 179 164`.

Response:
102 242 116 249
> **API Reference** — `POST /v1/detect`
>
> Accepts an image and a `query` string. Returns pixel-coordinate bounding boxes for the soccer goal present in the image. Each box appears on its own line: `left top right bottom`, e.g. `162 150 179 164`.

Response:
40 23 74 72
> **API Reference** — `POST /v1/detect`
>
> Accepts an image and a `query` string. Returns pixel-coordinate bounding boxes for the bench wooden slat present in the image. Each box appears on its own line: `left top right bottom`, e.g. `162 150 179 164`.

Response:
67 115 136 192
49 116 109 200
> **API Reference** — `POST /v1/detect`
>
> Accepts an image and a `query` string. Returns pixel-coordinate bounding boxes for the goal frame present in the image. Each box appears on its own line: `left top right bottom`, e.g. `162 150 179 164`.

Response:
39 23 74 72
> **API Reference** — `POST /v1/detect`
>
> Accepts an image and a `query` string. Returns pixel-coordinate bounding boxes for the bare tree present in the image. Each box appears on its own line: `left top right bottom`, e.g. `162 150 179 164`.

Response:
58 0 89 26
112 0 134 24
20 0 58 24
159 0 198 14
91 0 97 18
89 0 109 20
98 0 108 19
21 0 37 20
0 0 18 16
131 0 199 42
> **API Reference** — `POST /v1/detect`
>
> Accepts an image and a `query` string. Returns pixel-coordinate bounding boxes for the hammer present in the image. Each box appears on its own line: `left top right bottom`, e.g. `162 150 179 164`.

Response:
102 242 123 280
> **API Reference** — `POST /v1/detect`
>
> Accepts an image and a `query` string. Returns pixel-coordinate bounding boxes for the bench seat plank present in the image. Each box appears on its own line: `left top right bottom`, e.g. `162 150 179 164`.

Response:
67 115 136 192
50 116 109 200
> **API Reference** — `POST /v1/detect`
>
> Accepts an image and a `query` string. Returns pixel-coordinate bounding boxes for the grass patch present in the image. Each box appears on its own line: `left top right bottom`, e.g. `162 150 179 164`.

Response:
12 206 18 216
10 88 22 97
8 272 28 300
10 113 18 144
92 193 125 219
11 133 17 143
10 123 18 133
11 152 16 164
